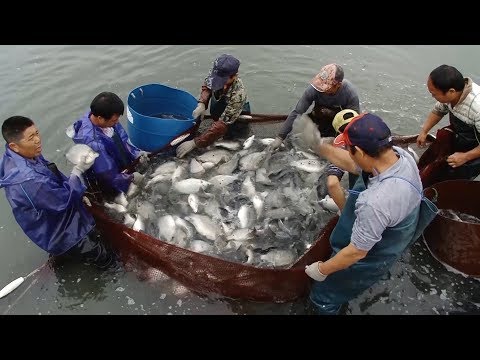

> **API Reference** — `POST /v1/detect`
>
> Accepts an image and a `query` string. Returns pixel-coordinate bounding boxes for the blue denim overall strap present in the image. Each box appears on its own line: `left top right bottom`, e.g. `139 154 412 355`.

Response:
309 173 438 315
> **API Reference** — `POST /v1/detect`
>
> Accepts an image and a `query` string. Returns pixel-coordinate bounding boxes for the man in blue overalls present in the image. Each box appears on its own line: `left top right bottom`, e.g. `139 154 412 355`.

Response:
296 112 437 314
176 54 250 158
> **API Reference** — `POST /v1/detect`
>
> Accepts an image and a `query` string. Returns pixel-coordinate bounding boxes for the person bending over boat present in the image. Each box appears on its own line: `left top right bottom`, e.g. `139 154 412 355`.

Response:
176 54 250 158
295 112 437 315
267 63 361 152
0 116 116 269
70 92 149 196
417 64 480 180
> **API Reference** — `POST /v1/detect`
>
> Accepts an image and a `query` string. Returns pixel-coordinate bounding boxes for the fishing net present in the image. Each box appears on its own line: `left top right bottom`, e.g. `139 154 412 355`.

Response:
89 203 336 302
83 121 441 303
85 127 337 303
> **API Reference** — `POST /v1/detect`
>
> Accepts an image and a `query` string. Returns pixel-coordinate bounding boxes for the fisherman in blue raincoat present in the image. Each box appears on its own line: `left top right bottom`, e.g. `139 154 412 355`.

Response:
296 112 438 314
0 116 116 268
70 92 149 196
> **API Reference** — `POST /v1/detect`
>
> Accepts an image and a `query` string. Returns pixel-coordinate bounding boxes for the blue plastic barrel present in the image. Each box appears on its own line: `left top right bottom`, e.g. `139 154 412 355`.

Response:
126 83 197 152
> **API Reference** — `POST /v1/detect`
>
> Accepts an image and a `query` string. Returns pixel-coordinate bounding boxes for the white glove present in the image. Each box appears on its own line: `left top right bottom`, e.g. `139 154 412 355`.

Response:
82 196 92 207
267 136 283 152
132 172 144 184
137 151 150 164
192 103 206 119
292 114 323 151
305 261 328 282
71 154 94 178
176 139 197 158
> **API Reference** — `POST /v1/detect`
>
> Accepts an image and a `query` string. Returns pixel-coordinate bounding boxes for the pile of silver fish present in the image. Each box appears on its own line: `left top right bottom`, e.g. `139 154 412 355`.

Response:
101 135 338 268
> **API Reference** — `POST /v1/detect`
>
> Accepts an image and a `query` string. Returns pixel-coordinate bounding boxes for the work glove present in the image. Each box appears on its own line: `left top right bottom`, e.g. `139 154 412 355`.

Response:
71 154 94 178
82 196 92 207
292 114 323 152
266 136 283 152
176 139 197 158
137 151 150 164
132 172 144 185
305 261 328 282
192 103 206 119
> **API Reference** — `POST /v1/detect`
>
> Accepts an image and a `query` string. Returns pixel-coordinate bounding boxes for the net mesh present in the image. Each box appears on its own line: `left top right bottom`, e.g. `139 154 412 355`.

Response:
89 203 336 302
84 123 451 302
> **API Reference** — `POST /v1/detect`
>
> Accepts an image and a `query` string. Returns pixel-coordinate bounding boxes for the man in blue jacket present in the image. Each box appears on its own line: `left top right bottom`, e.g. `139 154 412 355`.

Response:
71 92 149 196
0 116 116 268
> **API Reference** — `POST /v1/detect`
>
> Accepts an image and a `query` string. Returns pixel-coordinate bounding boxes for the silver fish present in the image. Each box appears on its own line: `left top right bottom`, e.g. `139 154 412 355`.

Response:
217 153 240 175
260 249 296 267
196 149 231 165
201 162 216 170
185 214 221 241
214 140 241 151
174 216 195 239
104 202 127 213
126 182 139 198
173 179 211 194
259 138 275 145
189 158 205 177
151 161 177 176
243 135 255 149
264 207 295 220
157 215 176 242
241 175 256 198
238 204 255 229
319 195 339 213
189 240 214 253
226 228 254 242
123 213 136 227
65 144 99 166
209 174 239 188
239 151 267 171
133 214 145 232
171 164 187 183
291 159 325 173
114 192 129 207
145 173 171 188
188 193 200 213
251 194 265 220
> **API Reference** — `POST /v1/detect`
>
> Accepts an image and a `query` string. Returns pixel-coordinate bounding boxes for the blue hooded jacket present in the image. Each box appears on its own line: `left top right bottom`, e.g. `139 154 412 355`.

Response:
71 112 141 194
0 146 95 255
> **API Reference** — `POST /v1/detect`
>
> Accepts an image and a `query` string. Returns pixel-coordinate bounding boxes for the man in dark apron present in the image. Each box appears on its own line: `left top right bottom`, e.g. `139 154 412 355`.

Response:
176 54 250 158
267 63 361 152
417 64 480 180
293 113 438 314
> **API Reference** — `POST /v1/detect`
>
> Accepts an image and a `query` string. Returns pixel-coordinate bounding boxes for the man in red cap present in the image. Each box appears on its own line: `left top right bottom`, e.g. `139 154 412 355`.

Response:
268 63 360 152
292 112 437 314
176 54 250 158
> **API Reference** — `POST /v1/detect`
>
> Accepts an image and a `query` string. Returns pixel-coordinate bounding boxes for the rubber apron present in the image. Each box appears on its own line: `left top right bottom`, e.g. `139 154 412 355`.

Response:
310 173 438 314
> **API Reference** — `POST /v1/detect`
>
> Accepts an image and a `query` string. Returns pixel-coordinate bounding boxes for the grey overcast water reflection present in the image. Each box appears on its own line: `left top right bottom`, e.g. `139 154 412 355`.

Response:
0 45 479 315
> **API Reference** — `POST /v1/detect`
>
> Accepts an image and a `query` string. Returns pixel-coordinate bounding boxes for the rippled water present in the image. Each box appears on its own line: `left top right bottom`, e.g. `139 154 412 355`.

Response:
1 45 479 315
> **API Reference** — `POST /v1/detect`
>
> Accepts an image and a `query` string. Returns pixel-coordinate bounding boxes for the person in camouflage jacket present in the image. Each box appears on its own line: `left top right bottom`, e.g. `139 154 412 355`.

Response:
176 54 248 158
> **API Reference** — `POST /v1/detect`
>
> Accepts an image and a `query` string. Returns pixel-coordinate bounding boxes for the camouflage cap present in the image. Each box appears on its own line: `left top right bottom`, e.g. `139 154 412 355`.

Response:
310 63 344 92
